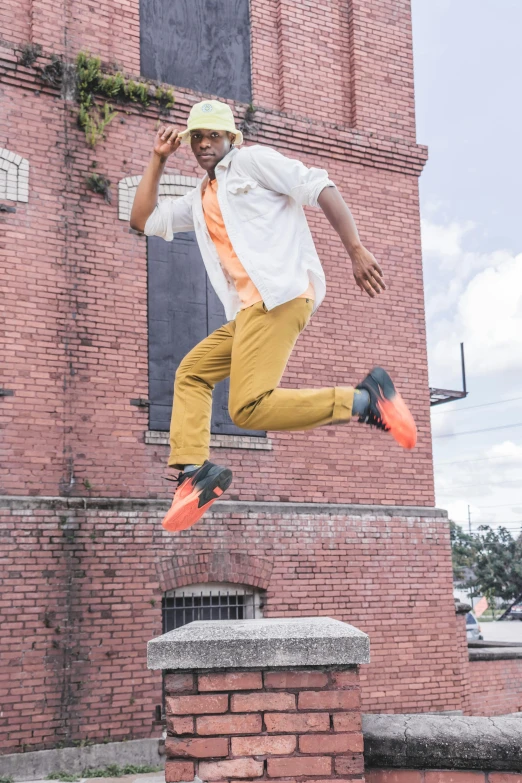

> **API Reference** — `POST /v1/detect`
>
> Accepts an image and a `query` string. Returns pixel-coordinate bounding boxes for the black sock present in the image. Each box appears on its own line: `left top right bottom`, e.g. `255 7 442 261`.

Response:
352 389 370 417
182 463 202 474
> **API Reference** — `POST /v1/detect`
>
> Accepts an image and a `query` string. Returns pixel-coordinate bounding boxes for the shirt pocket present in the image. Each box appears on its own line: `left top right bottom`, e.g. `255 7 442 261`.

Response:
227 178 271 223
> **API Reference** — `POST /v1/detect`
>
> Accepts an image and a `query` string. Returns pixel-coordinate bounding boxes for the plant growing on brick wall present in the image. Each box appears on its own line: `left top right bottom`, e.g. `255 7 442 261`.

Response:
19 43 42 68
239 102 258 138
85 174 112 203
75 51 174 147
39 55 65 88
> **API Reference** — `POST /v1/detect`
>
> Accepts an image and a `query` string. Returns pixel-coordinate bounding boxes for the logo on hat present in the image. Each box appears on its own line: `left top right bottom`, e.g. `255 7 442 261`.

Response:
201 103 214 113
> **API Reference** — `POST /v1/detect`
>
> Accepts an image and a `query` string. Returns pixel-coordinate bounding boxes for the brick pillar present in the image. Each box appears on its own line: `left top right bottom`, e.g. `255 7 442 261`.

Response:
147 617 370 782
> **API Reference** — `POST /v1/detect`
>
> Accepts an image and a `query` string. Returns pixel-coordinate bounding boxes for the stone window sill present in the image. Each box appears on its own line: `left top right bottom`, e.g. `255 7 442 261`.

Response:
145 431 273 451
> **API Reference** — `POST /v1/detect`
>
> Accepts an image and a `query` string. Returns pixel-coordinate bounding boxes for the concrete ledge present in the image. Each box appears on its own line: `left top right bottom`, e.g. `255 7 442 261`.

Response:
0 496 448 518
362 713 522 771
469 640 522 648
469 646 522 661
147 617 370 670
0 738 164 782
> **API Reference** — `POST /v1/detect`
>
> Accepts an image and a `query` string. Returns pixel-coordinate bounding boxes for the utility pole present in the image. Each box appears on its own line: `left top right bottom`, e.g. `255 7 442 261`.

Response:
468 505 472 535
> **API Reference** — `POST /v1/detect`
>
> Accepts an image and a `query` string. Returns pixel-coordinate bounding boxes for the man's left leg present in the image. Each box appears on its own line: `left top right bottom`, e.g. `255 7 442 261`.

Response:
228 298 354 431
228 298 417 449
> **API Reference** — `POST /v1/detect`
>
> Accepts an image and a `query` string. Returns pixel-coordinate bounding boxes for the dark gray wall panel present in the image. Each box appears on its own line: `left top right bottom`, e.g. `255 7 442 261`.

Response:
140 0 252 104
147 232 263 438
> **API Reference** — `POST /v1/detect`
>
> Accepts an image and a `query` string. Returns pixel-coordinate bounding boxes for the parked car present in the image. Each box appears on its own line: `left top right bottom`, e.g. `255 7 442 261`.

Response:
466 612 483 641
506 602 522 621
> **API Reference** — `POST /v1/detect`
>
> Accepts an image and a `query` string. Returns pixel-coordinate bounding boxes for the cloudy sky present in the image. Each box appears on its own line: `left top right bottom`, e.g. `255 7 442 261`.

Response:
411 0 522 535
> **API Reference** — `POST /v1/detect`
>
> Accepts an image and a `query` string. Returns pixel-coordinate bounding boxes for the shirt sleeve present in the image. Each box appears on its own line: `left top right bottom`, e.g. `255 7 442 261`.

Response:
247 145 335 208
143 191 195 241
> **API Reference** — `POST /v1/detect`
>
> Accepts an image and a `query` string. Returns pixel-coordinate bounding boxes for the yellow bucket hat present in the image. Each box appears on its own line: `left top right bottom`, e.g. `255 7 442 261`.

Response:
178 100 244 146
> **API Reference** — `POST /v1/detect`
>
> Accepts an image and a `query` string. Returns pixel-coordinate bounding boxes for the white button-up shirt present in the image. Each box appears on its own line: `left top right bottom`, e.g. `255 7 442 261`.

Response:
143 145 335 321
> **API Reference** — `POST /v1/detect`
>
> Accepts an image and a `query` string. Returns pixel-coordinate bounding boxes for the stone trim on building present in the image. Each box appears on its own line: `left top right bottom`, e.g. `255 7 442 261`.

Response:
145 430 273 451
0 496 448 517
0 147 29 202
118 174 199 221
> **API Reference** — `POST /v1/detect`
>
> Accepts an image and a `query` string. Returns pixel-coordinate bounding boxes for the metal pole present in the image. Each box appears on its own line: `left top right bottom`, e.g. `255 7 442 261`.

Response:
468 505 472 535
460 342 467 395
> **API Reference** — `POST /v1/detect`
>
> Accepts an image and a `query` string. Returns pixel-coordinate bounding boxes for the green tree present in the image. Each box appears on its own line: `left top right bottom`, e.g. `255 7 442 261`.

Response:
471 525 522 602
449 520 478 585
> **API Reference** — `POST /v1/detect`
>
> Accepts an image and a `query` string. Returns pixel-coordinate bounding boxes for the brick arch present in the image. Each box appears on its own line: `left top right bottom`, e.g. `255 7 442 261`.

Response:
118 173 199 220
0 148 29 202
156 550 273 592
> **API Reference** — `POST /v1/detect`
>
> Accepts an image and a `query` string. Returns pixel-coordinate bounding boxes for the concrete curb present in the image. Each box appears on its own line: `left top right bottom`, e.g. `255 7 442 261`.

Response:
0 738 164 782
363 713 522 771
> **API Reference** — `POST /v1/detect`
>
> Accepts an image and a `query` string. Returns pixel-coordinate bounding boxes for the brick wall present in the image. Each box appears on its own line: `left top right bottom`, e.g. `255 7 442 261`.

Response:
164 666 364 782
0 0 455 755
1 0 432 504
0 72 433 502
0 498 466 753
468 658 522 717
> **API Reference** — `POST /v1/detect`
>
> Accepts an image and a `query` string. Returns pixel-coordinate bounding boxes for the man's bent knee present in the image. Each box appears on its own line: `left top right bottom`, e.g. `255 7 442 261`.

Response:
229 393 269 429
228 403 251 429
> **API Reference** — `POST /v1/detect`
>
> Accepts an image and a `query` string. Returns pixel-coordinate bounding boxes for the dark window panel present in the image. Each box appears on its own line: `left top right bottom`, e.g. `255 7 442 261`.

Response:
140 0 252 103
147 231 264 437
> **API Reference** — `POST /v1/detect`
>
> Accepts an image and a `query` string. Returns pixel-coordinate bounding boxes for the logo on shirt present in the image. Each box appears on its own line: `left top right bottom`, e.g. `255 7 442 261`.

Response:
201 103 214 113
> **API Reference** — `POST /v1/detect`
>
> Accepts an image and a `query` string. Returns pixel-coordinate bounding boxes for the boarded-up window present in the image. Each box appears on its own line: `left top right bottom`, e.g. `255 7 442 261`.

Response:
147 232 264 437
140 0 252 103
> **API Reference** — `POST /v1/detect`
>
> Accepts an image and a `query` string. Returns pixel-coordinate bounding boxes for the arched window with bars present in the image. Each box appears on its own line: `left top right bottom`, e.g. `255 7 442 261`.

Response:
162 582 265 634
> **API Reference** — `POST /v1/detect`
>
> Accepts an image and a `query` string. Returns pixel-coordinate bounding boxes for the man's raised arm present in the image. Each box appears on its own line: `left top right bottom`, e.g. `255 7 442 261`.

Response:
130 125 182 233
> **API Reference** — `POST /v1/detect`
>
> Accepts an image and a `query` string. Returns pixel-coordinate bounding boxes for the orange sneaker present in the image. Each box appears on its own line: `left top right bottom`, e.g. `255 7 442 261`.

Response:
356 367 417 449
161 461 233 532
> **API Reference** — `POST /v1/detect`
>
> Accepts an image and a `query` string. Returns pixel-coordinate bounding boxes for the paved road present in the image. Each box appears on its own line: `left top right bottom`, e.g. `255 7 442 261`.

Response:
480 619 522 643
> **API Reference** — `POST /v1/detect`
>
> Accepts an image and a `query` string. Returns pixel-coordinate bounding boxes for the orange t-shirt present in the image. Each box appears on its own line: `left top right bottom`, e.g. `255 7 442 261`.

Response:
201 178 314 309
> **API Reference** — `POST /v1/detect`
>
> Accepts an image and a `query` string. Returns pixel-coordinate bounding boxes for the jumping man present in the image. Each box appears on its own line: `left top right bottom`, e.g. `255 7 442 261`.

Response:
130 100 417 532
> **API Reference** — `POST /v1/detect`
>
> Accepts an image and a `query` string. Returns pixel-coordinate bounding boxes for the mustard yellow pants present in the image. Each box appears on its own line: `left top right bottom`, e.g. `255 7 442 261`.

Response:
169 297 354 468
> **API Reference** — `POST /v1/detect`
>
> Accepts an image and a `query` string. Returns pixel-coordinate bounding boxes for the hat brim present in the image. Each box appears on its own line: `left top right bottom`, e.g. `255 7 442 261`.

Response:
178 127 243 146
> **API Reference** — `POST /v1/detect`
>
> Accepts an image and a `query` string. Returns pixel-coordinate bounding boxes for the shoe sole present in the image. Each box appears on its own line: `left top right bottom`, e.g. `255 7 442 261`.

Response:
371 367 417 450
161 468 233 532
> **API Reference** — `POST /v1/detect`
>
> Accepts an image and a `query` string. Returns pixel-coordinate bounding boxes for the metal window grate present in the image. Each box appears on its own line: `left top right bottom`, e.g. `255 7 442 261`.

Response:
162 584 262 633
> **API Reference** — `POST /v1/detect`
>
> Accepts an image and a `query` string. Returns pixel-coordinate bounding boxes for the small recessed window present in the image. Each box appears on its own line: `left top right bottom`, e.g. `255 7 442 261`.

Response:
162 582 264 633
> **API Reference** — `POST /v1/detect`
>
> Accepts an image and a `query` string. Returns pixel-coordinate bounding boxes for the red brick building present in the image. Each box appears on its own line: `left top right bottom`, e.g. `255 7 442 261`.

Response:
0 0 467 755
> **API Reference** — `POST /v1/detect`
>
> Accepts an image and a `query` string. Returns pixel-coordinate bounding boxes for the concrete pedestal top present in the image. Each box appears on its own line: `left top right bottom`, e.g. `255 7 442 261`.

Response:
147 616 370 670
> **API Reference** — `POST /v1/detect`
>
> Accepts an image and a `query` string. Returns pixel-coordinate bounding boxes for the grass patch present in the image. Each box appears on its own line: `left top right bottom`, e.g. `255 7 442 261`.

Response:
84 765 162 777
47 764 162 781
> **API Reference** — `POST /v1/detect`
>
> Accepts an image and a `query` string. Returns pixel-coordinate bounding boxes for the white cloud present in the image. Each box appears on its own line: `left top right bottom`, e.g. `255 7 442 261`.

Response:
422 218 522 376
421 218 474 258
434 440 522 526
432 253 522 374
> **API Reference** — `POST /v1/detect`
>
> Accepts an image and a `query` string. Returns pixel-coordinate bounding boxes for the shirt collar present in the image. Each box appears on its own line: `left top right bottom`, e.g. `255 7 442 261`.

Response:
216 147 239 170
198 147 238 190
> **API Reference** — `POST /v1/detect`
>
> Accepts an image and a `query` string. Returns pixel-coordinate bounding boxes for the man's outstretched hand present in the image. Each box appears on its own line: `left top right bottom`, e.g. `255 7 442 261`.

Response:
350 245 386 298
154 125 182 161
316 187 386 298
